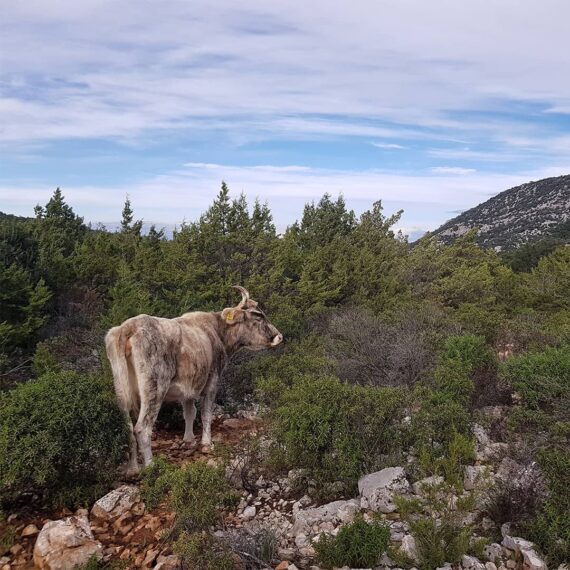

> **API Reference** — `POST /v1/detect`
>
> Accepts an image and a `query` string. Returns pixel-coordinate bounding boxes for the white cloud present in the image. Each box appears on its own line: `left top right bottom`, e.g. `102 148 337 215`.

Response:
430 166 477 175
371 142 406 149
1 0 570 148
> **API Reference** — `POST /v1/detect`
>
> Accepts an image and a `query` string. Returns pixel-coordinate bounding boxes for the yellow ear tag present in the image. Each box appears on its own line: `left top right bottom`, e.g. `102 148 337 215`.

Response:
225 310 235 323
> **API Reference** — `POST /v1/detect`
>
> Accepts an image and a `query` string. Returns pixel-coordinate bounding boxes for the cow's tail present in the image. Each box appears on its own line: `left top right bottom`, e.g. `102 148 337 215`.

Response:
105 326 136 418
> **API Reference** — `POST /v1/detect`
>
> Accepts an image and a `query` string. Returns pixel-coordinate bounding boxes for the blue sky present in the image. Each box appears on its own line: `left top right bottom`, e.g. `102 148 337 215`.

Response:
1 1 570 237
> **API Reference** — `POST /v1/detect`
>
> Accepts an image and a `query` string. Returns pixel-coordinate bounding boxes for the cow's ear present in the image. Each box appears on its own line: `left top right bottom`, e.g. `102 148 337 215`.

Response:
222 308 245 324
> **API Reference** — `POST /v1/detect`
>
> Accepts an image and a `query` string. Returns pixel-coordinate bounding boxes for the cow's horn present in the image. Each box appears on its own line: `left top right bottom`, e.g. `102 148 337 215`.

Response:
232 285 250 309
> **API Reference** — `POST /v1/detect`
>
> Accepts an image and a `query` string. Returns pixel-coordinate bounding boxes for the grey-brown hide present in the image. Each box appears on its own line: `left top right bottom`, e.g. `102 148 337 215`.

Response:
105 286 282 475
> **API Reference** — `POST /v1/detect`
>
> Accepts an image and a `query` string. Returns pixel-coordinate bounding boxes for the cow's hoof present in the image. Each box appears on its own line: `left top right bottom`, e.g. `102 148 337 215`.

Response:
121 464 141 480
182 439 199 451
200 443 214 454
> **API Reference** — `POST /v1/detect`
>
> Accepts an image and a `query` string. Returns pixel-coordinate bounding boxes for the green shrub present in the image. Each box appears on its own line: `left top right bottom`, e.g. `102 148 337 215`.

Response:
141 459 239 532
173 531 235 570
266 374 408 496
314 515 390 569
1 524 16 555
0 370 128 507
502 346 570 415
396 484 472 570
31 341 61 376
441 334 494 374
527 449 570 566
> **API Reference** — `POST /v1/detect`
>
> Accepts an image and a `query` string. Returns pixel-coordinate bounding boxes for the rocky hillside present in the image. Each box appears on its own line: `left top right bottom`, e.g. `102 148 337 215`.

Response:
432 174 570 250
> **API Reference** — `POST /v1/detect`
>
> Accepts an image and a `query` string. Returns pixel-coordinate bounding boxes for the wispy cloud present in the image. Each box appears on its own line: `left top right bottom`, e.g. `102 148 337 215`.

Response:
430 166 477 175
371 142 406 149
1 0 570 230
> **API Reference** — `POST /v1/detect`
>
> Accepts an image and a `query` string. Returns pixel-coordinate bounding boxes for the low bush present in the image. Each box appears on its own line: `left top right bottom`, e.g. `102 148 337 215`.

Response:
263 374 408 497
0 370 128 507
396 483 473 570
527 449 570 566
141 459 239 532
314 515 390 569
173 531 235 570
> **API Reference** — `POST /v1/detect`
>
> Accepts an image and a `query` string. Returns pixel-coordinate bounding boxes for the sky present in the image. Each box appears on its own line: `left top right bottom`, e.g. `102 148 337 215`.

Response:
1 0 570 238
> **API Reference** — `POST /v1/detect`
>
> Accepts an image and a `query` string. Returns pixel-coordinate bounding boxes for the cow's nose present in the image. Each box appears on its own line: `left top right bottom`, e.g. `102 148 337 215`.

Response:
271 333 283 346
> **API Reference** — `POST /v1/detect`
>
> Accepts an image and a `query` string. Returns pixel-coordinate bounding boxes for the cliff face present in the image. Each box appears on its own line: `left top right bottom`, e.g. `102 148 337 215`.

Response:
432 174 570 250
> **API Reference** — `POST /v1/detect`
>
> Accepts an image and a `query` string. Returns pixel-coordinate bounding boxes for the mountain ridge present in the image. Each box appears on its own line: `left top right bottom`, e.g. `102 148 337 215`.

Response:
431 174 570 250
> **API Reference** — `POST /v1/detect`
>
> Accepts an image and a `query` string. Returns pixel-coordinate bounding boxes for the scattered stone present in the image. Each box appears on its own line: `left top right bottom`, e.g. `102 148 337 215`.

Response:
33 515 103 570
462 555 486 570
358 467 411 513
91 485 142 520
485 564 498 570
241 505 256 520
21 523 40 537
276 562 289 570
400 534 419 563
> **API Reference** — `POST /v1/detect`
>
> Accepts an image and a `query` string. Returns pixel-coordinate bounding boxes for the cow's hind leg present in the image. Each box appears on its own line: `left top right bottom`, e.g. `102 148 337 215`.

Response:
132 355 173 468
200 377 218 451
125 413 140 477
182 398 197 445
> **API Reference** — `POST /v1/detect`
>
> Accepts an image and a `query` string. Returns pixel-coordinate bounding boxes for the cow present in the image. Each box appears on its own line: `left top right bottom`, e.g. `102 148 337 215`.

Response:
105 286 283 476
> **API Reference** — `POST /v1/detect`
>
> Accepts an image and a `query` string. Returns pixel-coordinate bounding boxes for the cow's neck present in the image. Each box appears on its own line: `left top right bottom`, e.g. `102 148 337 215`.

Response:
214 312 244 356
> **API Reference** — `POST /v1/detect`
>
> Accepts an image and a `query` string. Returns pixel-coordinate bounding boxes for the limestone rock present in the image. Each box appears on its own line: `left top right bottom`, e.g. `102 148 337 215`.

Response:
400 534 419 563
241 505 256 521
483 543 503 562
358 467 411 513
91 485 142 520
522 549 546 570
33 515 103 570
464 465 488 491
412 475 444 495
502 535 534 554
290 498 360 535
21 523 39 537
462 555 486 570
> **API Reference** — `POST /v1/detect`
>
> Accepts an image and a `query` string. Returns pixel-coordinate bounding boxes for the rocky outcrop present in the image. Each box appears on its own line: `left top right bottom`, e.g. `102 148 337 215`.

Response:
33 515 103 570
358 467 411 513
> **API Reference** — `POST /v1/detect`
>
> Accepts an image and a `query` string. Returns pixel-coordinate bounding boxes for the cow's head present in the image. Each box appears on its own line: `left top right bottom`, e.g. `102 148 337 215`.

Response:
222 286 283 351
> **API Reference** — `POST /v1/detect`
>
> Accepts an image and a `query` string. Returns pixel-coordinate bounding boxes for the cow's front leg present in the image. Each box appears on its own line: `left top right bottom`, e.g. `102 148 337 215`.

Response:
200 389 216 450
182 398 197 446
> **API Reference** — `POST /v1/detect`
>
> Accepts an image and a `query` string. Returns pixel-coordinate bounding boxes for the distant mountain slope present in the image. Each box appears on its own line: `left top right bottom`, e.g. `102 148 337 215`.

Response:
431 174 570 250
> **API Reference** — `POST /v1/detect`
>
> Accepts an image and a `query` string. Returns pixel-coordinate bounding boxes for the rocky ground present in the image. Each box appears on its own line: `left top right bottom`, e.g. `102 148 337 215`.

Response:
0 407 564 570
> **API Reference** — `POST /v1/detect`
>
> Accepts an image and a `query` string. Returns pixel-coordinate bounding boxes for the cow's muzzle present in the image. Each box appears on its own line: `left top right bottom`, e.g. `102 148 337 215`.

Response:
270 333 283 347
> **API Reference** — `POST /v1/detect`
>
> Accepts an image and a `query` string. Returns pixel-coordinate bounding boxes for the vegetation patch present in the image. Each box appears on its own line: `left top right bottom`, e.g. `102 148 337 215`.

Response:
314 515 390 569
0 370 128 508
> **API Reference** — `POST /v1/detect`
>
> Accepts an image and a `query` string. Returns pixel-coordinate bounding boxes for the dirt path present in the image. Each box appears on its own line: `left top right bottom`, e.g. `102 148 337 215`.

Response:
0 416 261 569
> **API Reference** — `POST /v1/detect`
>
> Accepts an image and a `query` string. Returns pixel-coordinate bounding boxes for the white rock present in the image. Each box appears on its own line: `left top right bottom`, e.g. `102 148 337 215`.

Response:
464 466 488 491
483 543 503 562
358 467 411 513
400 534 419 563
290 498 360 535
154 554 181 570
502 535 534 554
241 505 256 520
485 563 498 570
33 515 103 570
462 554 486 570
522 548 546 570
90 485 141 520
412 475 444 495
